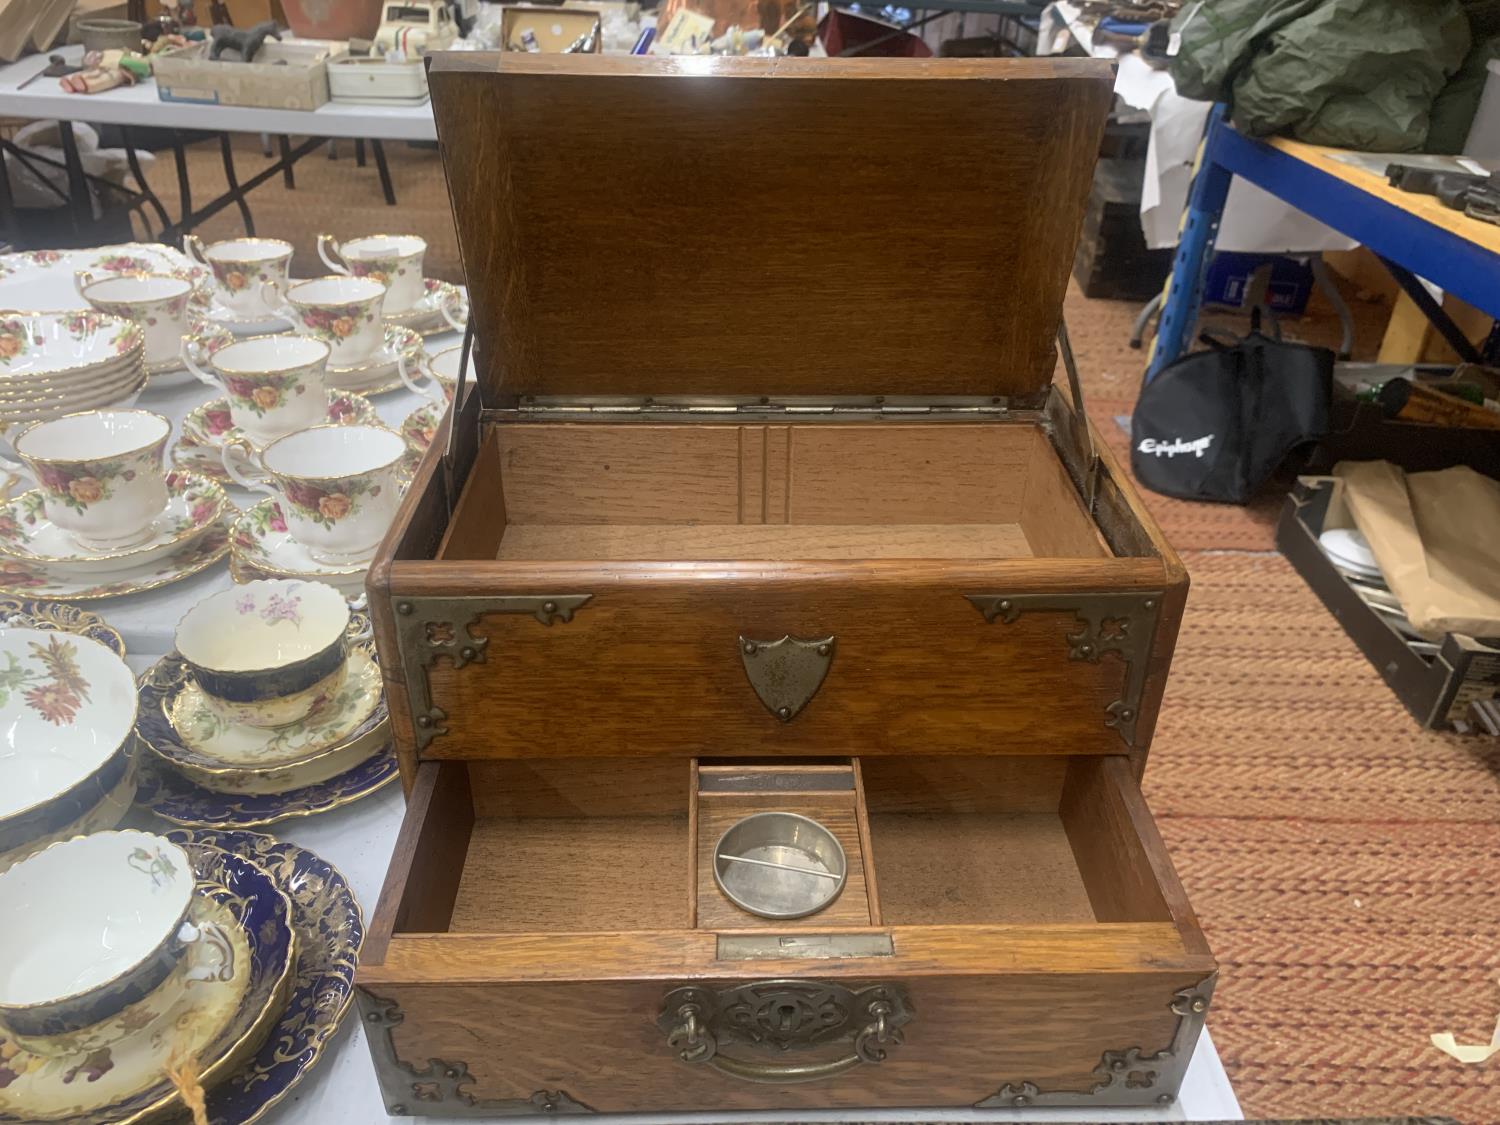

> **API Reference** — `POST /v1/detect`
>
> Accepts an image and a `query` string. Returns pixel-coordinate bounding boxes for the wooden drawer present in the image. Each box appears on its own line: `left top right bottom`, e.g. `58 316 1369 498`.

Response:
357 753 1216 1115
370 410 1188 785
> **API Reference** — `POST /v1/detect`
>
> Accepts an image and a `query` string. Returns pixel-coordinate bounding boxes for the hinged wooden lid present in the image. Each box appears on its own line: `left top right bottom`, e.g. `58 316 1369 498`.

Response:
428 53 1113 405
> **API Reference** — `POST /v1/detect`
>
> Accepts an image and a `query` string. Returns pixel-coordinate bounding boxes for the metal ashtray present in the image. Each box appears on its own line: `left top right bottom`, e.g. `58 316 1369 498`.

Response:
713 812 848 919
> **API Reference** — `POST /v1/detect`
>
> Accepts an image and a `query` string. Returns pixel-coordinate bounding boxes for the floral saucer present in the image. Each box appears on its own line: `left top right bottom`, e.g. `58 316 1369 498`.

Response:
164 831 361 1125
0 244 210 314
0 848 294 1125
134 739 398 827
199 296 292 337
0 521 229 601
399 400 445 458
383 278 467 337
172 391 379 485
0 472 228 574
323 325 423 396
230 498 369 593
139 645 388 795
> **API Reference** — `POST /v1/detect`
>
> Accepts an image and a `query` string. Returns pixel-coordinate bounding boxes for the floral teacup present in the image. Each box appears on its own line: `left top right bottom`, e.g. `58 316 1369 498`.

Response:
0 830 229 1039
184 236 294 317
175 579 368 729
11 410 170 550
264 276 386 364
397 342 474 405
317 233 426 312
181 334 331 446
74 272 195 367
223 423 407 565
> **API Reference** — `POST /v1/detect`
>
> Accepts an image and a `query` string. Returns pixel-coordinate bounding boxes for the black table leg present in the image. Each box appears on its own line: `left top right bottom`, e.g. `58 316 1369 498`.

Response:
160 134 325 243
278 135 295 189
0 142 16 247
218 133 255 236
120 125 172 240
56 120 91 234
355 139 367 167
172 133 192 235
371 140 396 206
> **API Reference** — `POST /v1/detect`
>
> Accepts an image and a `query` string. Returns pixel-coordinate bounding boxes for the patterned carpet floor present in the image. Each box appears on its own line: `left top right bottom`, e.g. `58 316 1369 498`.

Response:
140 139 1500 1122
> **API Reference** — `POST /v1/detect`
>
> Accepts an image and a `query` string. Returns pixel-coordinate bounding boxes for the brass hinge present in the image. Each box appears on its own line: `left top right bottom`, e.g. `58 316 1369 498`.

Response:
498 394 1031 421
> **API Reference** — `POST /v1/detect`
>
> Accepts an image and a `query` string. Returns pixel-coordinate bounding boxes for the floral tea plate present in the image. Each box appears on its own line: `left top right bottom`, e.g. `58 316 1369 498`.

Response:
172 391 379 485
399 400 444 458
0 472 228 574
0 245 210 314
0 310 143 381
0 521 229 601
200 297 292 336
383 278 467 336
322 325 423 396
163 831 361 1125
134 739 398 828
0 848 294 1125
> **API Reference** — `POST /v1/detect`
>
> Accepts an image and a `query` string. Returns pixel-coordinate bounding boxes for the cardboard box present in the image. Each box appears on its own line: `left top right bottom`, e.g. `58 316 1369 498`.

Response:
500 6 602 51
153 39 348 110
1276 476 1500 731
329 55 430 106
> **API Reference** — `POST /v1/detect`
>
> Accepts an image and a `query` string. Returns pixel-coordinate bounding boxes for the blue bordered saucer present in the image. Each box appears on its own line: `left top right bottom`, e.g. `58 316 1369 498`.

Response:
166 830 363 1125
134 740 397 828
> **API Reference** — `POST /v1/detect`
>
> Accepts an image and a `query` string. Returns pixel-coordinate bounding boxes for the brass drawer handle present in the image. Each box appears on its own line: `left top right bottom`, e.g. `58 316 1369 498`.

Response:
658 981 911 1085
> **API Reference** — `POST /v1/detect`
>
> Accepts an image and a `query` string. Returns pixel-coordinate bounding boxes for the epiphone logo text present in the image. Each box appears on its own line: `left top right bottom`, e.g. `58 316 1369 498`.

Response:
1138 435 1215 459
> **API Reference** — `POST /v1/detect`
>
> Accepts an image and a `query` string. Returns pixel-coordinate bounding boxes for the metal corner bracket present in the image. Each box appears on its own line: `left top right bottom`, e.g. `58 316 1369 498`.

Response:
390 595 592 751
358 989 594 1117
975 973 1216 1109
964 592 1163 748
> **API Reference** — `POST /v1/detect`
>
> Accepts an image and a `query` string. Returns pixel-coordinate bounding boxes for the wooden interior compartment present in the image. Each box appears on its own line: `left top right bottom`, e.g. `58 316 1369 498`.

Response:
438 421 1112 562
693 761 879 930
373 758 695 936
860 755 1177 927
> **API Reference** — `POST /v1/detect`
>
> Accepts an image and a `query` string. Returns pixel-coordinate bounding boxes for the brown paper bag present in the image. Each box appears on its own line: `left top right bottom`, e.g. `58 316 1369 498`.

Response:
1334 460 1500 640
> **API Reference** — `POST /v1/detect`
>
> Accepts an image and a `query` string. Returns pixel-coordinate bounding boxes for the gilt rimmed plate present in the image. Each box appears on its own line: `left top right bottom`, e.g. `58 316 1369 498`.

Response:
0 521 229 601
201 299 293 336
383 278 466 336
0 310 143 379
0 471 229 573
134 739 397 827
173 391 380 484
0 597 124 655
323 325 423 396
163 830 362 1125
0 847 294 1125
0 245 210 314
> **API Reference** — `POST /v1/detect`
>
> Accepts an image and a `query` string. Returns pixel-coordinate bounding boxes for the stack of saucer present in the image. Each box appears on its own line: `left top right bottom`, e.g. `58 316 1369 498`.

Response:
0 829 296 1124
0 622 137 872
0 311 146 434
135 581 397 827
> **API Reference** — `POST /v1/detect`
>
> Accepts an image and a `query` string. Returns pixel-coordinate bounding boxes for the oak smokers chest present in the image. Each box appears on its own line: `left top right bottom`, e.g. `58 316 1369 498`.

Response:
361 53 1215 1117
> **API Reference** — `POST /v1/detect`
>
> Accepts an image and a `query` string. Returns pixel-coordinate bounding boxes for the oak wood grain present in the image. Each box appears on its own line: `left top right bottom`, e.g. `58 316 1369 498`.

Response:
449 814 691 933
1060 756 1171 924
428 53 1113 402
1019 426 1111 557
364 966 1206 1112
363 761 473 961
859 755 1068 815
496 522 1036 560
466 758 689 818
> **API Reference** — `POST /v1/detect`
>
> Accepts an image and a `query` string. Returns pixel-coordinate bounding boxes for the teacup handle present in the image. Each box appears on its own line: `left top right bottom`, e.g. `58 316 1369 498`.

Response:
260 280 299 329
179 337 221 390
177 919 235 984
183 233 209 269
440 288 468 333
73 269 98 299
316 233 349 275
397 350 445 405
221 438 278 495
346 596 374 643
